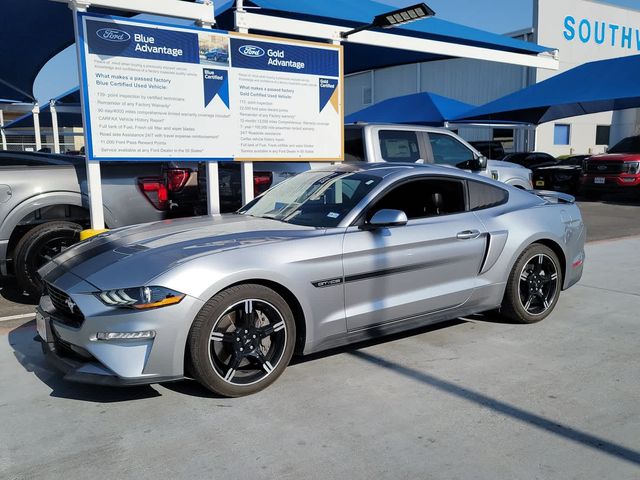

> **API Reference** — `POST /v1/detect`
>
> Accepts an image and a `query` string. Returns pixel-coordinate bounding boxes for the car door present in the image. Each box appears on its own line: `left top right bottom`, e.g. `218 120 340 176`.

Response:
342 176 487 331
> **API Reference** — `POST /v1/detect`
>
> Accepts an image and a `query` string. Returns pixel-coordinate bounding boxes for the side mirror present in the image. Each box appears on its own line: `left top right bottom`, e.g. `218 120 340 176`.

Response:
455 154 487 171
471 154 488 171
366 209 408 229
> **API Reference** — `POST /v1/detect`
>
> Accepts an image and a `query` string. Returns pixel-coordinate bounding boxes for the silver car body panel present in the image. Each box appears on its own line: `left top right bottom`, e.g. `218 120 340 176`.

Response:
38 164 585 384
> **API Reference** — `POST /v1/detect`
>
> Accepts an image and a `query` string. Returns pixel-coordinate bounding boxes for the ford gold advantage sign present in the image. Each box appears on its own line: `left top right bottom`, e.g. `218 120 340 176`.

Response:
77 14 344 161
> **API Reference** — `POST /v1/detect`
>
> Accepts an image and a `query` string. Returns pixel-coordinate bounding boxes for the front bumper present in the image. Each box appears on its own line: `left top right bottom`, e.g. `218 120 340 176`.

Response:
580 175 640 190
36 288 204 387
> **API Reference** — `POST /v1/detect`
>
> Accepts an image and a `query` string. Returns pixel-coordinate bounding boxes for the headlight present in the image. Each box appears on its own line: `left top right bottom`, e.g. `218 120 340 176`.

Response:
96 286 185 309
624 161 640 174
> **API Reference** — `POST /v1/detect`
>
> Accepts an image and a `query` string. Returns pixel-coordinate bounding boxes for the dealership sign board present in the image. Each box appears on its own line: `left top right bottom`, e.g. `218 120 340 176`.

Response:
77 14 343 161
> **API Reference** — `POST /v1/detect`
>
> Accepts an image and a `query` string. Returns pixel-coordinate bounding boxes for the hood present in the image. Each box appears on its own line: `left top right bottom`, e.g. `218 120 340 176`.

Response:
40 214 318 290
589 153 640 162
536 164 580 171
487 159 528 170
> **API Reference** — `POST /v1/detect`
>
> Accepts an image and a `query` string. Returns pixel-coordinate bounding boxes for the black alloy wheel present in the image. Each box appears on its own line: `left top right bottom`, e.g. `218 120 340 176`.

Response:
518 253 559 316
188 284 296 397
208 299 287 386
500 244 563 324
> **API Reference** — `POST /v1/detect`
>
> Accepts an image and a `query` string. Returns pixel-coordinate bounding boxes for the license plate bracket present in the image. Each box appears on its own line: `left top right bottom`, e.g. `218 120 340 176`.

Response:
36 311 49 343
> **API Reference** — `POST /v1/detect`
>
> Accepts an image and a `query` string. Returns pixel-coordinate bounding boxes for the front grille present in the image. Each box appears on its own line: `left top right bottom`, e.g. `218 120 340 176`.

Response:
46 282 85 327
585 161 624 174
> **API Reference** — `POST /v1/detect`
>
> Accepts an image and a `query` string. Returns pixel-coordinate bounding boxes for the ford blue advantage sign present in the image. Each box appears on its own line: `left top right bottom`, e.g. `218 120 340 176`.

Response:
230 38 340 77
76 13 343 162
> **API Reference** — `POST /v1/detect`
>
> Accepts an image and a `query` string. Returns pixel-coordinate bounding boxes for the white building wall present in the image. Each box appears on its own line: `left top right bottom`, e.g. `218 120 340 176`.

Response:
534 0 640 156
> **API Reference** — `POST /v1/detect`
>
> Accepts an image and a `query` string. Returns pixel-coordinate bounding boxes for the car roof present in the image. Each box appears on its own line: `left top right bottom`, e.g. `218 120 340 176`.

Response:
310 161 486 182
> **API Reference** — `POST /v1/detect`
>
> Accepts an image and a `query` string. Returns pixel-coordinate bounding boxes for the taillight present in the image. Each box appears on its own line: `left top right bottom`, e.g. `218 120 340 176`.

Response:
254 172 273 196
138 177 169 210
165 168 191 192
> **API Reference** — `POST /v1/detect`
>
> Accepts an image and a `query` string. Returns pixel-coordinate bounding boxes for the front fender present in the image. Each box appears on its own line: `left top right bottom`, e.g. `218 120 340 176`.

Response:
0 192 117 263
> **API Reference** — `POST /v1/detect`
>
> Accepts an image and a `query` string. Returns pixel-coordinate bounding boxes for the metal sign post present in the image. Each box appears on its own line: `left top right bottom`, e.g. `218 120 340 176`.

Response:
70 0 105 229
236 1 254 207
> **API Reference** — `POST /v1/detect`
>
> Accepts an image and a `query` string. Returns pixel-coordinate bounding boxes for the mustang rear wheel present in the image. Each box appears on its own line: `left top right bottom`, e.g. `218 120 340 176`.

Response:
188 284 296 397
501 244 562 324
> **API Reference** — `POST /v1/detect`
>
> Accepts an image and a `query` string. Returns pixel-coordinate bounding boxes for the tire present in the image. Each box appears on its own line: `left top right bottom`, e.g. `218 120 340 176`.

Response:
14 221 82 297
188 284 296 397
500 244 563 324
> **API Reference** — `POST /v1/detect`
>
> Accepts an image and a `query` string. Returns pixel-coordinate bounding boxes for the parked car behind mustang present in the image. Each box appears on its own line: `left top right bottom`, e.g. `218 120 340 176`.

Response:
502 152 557 170
532 155 589 195
581 135 640 198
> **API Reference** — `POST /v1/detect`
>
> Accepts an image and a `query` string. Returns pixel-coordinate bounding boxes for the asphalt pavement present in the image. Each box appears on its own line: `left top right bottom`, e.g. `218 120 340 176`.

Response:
0 196 639 479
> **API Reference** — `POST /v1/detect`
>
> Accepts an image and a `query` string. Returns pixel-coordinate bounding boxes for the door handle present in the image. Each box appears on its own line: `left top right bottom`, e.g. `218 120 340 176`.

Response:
456 230 481 240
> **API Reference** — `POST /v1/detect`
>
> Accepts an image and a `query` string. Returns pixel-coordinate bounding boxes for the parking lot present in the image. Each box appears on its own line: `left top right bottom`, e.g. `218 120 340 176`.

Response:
0 195 639 479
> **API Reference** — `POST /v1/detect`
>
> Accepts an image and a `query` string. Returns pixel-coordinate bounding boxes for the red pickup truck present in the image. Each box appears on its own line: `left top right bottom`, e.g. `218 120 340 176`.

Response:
581 135 640 198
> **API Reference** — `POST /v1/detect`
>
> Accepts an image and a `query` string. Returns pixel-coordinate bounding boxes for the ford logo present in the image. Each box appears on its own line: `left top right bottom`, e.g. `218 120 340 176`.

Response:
597 165 607 171
239 45 265 58
96 28 131 43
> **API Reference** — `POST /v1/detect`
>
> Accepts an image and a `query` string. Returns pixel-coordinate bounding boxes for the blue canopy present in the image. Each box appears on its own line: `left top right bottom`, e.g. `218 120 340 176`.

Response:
0 0 75 102
455 54 640 125
4 88 82 129
1 0 554 102
244 0 550 55
237 1 553 74
346 91 474 126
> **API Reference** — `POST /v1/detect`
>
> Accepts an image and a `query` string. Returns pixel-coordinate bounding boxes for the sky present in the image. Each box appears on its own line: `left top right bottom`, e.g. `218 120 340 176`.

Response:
33 0 640 103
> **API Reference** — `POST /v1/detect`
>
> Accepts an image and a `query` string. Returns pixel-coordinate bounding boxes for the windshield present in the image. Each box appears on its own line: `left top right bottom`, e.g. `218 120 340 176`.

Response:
240 169 381 227
608 136 640 154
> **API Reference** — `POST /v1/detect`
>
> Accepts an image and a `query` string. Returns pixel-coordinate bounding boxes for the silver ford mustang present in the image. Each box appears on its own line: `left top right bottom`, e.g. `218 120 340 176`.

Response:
36 164 585 397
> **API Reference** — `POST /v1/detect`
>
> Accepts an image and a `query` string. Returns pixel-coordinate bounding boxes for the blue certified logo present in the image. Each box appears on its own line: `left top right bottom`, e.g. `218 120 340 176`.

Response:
96 28 131 42
239 45 265 57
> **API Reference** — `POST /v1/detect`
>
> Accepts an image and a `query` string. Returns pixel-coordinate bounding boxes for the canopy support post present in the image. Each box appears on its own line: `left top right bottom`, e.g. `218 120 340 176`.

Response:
50 99 61 154
0 110 6 151
32 103 42 151
195 3 222 216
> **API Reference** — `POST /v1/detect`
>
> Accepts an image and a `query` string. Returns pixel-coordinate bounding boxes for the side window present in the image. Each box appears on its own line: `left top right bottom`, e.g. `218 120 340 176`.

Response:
428 133 475 167
467 180 508 211
345 127 366 162
378 130 421 163
370 178 467 220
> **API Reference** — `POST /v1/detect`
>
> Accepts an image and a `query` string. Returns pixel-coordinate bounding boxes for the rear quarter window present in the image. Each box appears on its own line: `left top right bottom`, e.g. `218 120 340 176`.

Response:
467 180 508 211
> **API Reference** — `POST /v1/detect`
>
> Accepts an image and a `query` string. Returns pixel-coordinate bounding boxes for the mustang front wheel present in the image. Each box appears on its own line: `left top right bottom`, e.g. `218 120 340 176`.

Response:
501 244 562 324
188 284 296 397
